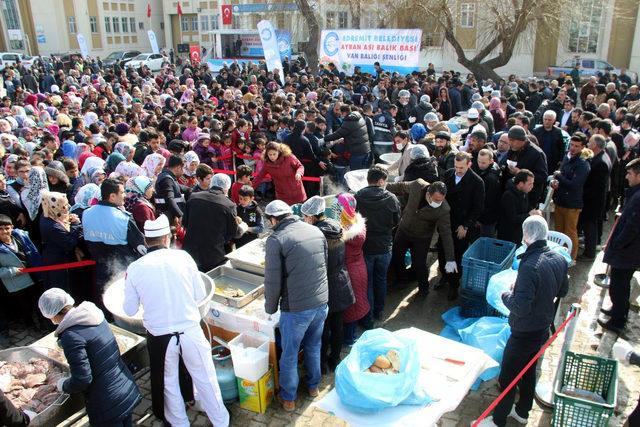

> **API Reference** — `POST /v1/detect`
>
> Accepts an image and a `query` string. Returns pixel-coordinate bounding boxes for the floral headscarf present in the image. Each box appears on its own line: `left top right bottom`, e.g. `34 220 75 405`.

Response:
21 167 48 221
90 168 106 185
74 143 89 160
124 176 153 212
41 190 71 231
80 156 105 178
115 161 144 179
141 153 166 178
71 183 100 212
105 152 126 174
183 151 200 177
115 142 134 160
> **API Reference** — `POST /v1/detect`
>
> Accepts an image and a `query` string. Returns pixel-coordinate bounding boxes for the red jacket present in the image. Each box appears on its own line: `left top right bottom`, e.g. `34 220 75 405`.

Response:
230 181 243 205
231 129 249 155
253 154 306 205
342 217 370 323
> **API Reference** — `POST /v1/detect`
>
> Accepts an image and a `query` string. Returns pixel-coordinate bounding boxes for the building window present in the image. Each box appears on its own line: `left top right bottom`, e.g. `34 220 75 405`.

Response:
460 3 475 28
138 21 144 30
1 0 20 30
105 17 112 33
113 17 120 33
276 13 285 29
191 15 198 31
181 16 189 31
210 14 219 30
326 11 335 28
568 0 603 54
130 17 136 32
68 16 77 33
122 16 129 32
89 16 98 33
231 15 240 29
337 11 348 29
200 14 210 32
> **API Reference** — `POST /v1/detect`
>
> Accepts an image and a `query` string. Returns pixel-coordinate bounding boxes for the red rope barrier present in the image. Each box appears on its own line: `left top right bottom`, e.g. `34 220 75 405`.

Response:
472 309 578 426
211 169 322 182
19 260 97 274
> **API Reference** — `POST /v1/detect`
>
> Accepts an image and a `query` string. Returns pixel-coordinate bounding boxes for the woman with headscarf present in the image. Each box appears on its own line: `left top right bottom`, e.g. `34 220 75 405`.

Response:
80 156 106 185
141 153 166 180
114 142 135 162
179 88 195 105
39 191 82 292
70 183 100 219
105 152 126 175
90 169 106 186
124 176 156 231
333 193 370 344
489 96 506 132
20 166 48 248
179 151 199 188
114 161 144 180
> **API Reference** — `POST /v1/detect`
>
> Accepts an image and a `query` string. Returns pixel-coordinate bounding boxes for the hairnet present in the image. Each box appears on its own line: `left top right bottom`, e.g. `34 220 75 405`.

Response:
420 94 430 103
424 112 438 123
210 173 231 191
410 144 430 160
522 216 548 244
398 89 410 98
300 195 326 216
471 101 485 111
265 200 292 217
38 288 75 319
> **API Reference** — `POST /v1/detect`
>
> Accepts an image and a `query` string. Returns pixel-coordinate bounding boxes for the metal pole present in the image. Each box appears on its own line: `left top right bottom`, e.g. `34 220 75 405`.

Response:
535 303 581 408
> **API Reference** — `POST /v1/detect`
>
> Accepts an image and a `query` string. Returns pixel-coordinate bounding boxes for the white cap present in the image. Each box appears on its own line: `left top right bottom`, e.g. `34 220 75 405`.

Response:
211 173 231 191
467 108 479 120
144 214 170 238
410 144 430 160
300 196 326 216
38 288 75 319
50 85 60 93
265 200 292 217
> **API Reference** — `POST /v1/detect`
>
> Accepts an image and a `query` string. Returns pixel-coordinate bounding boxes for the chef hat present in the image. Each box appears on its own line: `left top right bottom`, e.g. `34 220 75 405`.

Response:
144 214 170 238
39 288 75 319
300 195 325 216
210 173 231 191
265 200 292 217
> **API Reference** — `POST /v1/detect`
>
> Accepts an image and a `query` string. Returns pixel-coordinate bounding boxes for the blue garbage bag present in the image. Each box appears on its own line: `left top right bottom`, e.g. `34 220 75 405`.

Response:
335 328 433 412
441 306 478 330
486 269 519 316
439 325 462 342
512 240 572 269
458 317 511 381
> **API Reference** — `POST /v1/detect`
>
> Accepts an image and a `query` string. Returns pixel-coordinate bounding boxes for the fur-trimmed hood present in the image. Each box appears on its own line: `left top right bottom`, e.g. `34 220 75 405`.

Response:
342 213 366 242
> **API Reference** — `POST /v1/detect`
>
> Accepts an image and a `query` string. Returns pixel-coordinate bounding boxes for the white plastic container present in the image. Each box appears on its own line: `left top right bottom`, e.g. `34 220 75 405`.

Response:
228 333 269 382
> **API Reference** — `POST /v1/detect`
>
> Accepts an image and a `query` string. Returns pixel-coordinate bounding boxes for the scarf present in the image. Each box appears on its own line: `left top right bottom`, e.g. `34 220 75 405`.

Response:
105 152 126 174
334 193 358 229
183 151 200 177
41 190 71 231
21 167 48 221
141 153 166 179
71 183 100 212
124 176 153 212
114 142 134 159
115 161 144 179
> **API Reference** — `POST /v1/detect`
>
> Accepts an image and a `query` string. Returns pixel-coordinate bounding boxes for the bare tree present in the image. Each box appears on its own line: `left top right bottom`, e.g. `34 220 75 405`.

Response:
295 0 321 73
347 0 361 29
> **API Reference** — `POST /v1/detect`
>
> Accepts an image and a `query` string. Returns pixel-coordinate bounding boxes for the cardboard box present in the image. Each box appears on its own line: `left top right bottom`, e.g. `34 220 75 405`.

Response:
237 367 274 413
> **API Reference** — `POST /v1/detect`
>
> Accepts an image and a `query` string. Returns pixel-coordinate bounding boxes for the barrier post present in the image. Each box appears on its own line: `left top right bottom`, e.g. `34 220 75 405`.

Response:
319 176 324 196
534 303 581 407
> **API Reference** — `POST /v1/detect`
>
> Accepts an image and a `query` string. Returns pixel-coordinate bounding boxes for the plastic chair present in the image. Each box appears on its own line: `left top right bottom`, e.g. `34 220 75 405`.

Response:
547 230 572 256
539 176 555 223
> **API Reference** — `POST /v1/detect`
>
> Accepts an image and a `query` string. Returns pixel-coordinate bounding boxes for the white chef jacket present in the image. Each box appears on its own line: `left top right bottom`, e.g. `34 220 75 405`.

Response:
123 248 206 336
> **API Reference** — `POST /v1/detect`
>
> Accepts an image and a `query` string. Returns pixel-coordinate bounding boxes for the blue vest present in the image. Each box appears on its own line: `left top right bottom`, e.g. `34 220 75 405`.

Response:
82 203 130 246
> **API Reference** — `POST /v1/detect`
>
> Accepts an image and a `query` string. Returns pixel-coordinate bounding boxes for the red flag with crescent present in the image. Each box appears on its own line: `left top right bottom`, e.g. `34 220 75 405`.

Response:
177 1 183 16
221 5 232 25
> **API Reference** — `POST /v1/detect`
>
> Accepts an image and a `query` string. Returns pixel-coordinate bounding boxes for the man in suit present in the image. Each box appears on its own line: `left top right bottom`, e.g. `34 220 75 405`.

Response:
437 151 485 300
580 134 611 260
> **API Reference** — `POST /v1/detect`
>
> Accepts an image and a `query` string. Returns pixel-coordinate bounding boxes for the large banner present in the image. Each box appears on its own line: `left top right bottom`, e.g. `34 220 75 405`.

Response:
240 31 291 60
257 20 284 83
320 29 422 75
147 30 160 54
77 34 89 58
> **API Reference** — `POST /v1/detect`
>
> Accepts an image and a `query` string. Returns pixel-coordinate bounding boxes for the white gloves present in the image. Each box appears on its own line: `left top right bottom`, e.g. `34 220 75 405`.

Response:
445 261 458 273
56 377 67 392
237 221 249 236
408 116 416 123
23 410 37 421
612 340 634 365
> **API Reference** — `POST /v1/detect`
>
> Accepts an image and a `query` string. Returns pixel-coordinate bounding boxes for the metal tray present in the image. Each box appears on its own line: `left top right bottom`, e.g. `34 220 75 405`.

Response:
207 266 264 308
0 346 70 426
226 237 267 276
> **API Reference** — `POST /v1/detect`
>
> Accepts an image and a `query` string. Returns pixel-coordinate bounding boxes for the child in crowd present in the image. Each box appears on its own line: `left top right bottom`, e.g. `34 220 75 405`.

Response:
231 119 250 155
276 117 292 142
193 133 217 168
220 133 234 170
252 138 270 199
234 185 264 248
209 134 223 169
231 165 252 204
242 143 255 168
193 164 213 193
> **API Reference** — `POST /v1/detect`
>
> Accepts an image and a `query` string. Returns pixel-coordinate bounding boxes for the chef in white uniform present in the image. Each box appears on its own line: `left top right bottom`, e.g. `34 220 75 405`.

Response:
123 215 229 427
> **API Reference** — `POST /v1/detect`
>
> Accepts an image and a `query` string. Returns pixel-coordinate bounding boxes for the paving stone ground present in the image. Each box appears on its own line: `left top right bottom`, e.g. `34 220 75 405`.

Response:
3 220 638 426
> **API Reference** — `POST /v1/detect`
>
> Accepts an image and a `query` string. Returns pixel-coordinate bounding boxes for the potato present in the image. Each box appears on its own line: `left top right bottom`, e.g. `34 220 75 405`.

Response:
387 350 400 371
374 355 391 369
368 365 383 373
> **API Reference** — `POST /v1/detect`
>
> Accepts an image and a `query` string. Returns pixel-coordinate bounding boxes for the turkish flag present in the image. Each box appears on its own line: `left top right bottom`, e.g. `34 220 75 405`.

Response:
147 1 151 18
221 5 232 25
190 45 201 64
177 1 183 16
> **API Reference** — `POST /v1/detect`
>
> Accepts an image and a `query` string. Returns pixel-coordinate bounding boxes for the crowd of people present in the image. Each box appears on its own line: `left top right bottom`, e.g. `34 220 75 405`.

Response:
0 52 639 426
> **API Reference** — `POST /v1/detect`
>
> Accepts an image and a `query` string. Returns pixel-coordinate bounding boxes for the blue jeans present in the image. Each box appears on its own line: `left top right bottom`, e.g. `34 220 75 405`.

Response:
349 152 372 171
278 305 328 401
365 252 392 320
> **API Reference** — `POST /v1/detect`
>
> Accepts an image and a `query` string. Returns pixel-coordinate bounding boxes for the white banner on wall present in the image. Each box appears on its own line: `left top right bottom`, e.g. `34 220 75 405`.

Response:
147 30 160 54
77 34 89 58
319 29 422 75
257 20 284 84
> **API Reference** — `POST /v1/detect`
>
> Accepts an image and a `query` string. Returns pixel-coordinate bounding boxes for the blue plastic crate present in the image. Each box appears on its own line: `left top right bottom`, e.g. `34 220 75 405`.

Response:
459 290 502 318
461 238 516 295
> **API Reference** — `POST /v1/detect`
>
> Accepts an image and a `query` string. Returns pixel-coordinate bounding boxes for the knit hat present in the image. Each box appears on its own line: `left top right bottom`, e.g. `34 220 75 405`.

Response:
508 125 527 141
470 125 487 141
435 131 451 141
115 123 130 136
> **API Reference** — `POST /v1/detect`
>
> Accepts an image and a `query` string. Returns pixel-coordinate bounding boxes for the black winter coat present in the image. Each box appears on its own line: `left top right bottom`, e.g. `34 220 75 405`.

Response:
503 142 548 208
183 188 238 272
503 240 569 333
532 126 565 173
443 168 485 230
154 169 188 223
553 154 590 209
403 157 439 183
474 163 502 225
324 112 371 155
497 181 530 244
39 217 82 292
315 219 354 313
582 151 611 220
603 185 640 269
355 186 400 255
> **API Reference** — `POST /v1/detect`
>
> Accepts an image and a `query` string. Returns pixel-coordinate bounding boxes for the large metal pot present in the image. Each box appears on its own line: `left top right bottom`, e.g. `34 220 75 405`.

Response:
103 272 215 335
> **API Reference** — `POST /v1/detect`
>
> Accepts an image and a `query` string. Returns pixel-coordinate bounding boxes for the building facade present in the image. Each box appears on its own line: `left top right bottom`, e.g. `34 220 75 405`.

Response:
0 0 166 59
